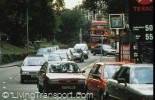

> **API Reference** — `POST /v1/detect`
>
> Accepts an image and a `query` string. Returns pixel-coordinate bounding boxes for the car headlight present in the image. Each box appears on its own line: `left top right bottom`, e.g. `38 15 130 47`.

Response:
78 80 85 84
48 80 59 84
21 71 30 75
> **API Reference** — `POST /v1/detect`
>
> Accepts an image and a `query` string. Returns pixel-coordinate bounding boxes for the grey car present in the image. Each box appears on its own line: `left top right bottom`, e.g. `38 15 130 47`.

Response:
20 56 47 83
104 63 153 100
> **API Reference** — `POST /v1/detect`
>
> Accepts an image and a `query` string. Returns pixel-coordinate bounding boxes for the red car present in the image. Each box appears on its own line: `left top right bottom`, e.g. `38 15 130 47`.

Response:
86 62 125 100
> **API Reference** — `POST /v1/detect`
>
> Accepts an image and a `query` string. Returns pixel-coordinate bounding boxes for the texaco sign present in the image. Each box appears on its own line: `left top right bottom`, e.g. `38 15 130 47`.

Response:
129 0 153 41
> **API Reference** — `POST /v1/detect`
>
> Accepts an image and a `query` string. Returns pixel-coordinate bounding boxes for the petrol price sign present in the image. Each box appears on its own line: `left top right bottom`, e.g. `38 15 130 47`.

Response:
129 0 153 41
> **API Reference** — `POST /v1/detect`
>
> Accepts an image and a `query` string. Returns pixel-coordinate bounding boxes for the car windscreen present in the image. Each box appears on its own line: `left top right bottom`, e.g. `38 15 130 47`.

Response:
24 58 45 66
48 63 81 73
102 45 112 49
103 64 121 79
48 56 61 61
130 67 153 84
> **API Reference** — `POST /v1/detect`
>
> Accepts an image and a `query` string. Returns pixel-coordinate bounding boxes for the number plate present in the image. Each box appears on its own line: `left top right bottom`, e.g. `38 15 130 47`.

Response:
62 86 75 89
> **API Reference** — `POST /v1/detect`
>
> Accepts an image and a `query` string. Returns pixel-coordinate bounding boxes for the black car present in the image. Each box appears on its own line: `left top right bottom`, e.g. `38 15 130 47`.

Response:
90 44 118 56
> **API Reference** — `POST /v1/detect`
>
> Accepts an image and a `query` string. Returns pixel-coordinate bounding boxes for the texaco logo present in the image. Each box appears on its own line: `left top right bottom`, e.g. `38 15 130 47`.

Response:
136 0 153 5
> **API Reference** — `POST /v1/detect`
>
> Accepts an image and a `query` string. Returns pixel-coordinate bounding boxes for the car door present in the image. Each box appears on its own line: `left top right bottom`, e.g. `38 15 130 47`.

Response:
87 64 102 95
38 62 48 86
87 64 97 92
106 67 125 99
116 67 130 99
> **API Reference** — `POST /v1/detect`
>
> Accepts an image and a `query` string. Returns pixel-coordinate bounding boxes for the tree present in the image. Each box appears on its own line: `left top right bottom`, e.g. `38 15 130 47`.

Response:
57 9 87 45
0 0 65 46
82 0 128 19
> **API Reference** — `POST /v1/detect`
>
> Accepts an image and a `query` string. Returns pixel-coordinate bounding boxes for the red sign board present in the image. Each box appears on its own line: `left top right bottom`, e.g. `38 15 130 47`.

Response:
120 44 130 62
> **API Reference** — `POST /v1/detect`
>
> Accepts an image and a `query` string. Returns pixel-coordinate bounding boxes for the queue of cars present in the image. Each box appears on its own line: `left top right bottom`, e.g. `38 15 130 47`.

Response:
19 43 153 100
19 43 89 83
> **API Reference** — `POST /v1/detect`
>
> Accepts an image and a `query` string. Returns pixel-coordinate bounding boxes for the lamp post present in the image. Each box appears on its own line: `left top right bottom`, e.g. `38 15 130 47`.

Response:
100 36 104 61
0 33 2 64
26 0 29 53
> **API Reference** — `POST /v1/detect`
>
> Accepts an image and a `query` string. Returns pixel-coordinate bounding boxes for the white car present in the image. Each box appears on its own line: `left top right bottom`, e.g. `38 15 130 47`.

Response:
20 56 47 83
104 63 153 100
55 49 74 61
74 43 89 59
52 51 70 61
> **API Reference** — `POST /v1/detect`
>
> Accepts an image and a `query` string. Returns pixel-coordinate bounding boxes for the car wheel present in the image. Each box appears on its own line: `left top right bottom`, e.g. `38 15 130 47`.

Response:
43 82 49 94
99 91 104 100
103 51 107 56
104 93 109 100
92 52 96 56
20 76 24 83
86 90 93 100
85 55 88 59
38 84 43 93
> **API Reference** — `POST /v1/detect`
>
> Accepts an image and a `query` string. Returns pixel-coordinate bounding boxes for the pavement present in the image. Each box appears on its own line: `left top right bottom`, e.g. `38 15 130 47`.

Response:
0 61 23 68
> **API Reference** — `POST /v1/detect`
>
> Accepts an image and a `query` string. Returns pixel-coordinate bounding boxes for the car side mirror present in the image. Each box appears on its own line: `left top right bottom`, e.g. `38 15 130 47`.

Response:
118 78 127 86
93 74 101 79
81 70 85 73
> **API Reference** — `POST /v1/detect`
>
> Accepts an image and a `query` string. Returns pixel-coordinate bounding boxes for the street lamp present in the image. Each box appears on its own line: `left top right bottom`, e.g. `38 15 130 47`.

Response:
0 32 2 64
26 0 29 53
100 36 104 61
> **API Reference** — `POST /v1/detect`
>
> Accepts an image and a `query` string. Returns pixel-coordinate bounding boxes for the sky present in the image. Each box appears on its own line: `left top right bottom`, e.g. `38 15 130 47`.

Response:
64 0 82 9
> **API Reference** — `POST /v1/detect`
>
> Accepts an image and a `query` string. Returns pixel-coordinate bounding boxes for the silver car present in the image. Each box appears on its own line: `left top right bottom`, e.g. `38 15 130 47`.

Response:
74 43 89 59
20 56 47 83
104 63 153 100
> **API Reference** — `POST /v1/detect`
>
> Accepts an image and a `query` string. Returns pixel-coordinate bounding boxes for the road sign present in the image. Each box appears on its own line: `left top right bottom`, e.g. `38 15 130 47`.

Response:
109 14 125 29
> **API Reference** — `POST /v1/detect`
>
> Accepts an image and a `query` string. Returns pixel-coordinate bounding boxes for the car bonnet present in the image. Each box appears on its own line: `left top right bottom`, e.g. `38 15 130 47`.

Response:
46 73 86 80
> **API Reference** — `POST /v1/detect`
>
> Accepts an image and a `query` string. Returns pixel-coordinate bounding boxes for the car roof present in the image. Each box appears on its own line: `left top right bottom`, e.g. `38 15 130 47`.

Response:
45 53 60 56
97 44 110 46
47 60 76 64
122 63 153 68
95 62 126 66
26 55 45 58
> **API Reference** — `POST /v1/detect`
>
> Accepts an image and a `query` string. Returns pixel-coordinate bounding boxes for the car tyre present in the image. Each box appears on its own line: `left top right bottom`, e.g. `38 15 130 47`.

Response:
20 76 24 83
38 84 43 93
103 51 107 56
86 91 93 100
99 91 104 100
43 82 50 94
92 52 96 56
104 93 109 100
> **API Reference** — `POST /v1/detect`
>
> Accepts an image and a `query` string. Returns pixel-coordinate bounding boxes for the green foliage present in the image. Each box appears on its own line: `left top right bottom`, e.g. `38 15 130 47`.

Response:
103 0 128 14
57 9 87 45
83 0 128 15
0 0 64 46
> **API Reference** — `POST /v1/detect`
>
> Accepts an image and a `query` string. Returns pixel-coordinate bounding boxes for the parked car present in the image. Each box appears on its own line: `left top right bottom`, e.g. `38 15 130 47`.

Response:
72 48 85 62
20 56 47 83
52 50 70 61
74 43 89 59
90 44 118 56
37 61 86 94
44 54 62 61
86 62 125 100
104 63 153 100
